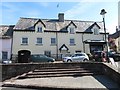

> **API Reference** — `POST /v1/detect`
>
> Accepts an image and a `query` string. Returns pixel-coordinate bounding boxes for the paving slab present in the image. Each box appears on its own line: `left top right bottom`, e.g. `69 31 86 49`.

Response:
2 75 120 89
1 87 36 90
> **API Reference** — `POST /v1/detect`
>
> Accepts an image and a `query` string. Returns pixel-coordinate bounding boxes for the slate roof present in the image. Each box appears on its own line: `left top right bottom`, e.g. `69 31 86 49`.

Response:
84 22 101 33
109 30 120 39
0 25 14 39
14 17 104 33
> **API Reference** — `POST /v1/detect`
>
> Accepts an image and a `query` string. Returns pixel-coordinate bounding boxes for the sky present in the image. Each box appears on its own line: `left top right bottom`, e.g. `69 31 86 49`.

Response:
0 0 119 34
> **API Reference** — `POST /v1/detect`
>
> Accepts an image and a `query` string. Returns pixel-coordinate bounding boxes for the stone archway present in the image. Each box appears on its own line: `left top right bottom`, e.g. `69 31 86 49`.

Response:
18 50 31 63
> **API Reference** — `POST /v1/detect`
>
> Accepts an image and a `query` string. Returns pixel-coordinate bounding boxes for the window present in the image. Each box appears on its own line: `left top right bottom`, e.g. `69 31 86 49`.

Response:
94 28 99 35
2 51 8 60
70 38 75 45
73 54 85 57
37 27 42 32
22 37 28 45
36 38 42 45
69 27 75 34
51 38 56 45
44 51 51 57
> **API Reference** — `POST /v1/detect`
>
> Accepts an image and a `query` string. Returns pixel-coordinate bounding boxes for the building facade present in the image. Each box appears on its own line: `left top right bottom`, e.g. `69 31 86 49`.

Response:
109 30 120 53
0 25 14 62
12 13 107 61
118 1 120 29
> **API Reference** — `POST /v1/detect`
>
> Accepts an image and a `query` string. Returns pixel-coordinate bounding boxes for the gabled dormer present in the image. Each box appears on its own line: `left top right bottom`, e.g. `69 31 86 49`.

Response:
34 19 46 33
66 21 77 34
92 22 101 35
85 22 101 35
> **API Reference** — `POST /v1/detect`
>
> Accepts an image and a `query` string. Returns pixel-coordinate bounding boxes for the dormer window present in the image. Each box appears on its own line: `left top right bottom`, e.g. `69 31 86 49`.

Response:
94 28 99 35
69 27 75 34
67 21 77 34
37 27 42 32
34 19 46 33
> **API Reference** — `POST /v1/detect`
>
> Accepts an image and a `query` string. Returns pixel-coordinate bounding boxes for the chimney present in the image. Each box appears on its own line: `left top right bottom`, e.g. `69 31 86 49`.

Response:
58 13 64 22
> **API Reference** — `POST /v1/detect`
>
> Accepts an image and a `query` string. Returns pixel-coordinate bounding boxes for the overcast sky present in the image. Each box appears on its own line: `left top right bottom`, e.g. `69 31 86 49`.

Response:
0 0 119 34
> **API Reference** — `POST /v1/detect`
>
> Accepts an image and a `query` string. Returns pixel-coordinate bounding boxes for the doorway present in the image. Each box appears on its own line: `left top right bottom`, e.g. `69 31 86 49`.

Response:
18 50 31 63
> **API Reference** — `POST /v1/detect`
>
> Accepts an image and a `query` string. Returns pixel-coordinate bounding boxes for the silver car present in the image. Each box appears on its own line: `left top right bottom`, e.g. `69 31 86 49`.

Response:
63 53 89 62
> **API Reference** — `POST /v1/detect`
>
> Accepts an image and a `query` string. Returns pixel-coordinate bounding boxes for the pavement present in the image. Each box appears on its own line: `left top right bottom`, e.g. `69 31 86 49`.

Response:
2 75 120 89
105 61 120 73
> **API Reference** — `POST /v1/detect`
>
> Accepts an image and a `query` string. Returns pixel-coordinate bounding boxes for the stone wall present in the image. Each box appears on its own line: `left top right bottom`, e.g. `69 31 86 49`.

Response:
1 62 120 86
102 63 120 85
1 62 103 81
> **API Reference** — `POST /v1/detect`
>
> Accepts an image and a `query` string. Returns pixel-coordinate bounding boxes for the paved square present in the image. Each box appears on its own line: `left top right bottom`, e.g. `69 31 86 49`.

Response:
3 75 120 89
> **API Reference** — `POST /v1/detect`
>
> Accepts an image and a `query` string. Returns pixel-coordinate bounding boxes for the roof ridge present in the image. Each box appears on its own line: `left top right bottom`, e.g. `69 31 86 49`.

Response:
0 25 15 26
20 17 102 23
20 17 59 21
20 17 39 20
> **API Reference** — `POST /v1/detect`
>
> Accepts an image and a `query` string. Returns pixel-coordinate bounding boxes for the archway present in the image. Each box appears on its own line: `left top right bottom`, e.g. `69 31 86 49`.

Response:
18 50 31 63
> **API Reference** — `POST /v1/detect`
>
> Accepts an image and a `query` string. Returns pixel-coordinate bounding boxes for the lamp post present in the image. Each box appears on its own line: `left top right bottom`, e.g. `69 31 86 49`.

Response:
100 9 109 60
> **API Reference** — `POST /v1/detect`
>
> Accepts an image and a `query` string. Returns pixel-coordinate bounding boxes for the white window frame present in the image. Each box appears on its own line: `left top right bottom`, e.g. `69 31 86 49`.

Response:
70 38 75 45
94 28 99 35
36 37 42 45
37 26 43 32
51 38 56 45
2 51 8 60
44 51 51 57
21 37 28 45
69 27 75 34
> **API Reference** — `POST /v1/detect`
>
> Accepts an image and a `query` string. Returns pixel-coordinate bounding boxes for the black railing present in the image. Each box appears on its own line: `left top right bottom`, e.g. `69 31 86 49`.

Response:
11 54 63 63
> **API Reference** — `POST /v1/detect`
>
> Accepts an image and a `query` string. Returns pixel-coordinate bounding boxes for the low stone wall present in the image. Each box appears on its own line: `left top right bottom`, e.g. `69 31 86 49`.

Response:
102 63 120 85
1 62 120 86
1 62 103 81
2 63 33 81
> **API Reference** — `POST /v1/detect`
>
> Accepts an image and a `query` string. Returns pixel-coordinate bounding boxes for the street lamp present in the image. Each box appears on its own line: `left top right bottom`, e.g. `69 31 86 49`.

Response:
100 9 107 42
100 9 109 60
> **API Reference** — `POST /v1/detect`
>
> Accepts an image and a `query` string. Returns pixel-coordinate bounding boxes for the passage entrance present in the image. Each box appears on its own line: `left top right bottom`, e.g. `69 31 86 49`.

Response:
18 50 31 63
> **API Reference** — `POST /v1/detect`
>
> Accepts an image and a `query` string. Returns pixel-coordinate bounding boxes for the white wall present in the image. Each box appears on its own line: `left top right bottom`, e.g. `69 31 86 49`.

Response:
0 38 12 61
12 30 105 56
12 31 57 54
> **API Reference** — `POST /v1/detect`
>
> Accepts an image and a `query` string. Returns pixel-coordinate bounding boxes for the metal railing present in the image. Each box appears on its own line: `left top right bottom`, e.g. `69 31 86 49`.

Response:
11 54 63 63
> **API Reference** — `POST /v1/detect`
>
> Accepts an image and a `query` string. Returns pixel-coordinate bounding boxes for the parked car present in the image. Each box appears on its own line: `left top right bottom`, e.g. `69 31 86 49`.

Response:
108 51 116 57
63 53 89 62
109 52 120 62
30 54 55 62
2 60 12 64
92 50 120 62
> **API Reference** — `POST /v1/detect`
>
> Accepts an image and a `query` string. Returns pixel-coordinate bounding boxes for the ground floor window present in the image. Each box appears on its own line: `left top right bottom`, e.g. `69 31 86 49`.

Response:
90 45 103 53
2 51 8 60
44 51 51 57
